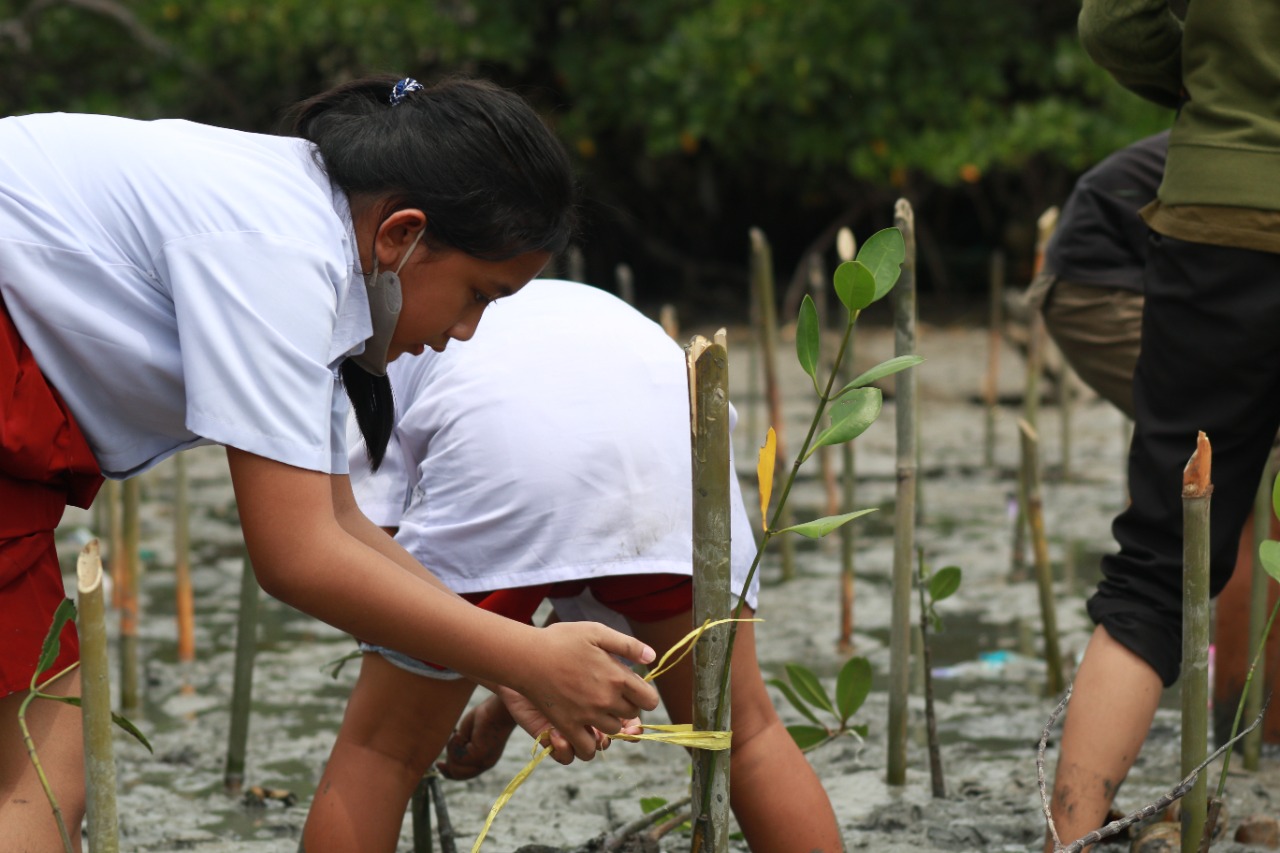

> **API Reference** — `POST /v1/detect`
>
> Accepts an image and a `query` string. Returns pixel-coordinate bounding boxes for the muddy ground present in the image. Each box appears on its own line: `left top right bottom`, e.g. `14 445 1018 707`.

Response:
50 306 1280 852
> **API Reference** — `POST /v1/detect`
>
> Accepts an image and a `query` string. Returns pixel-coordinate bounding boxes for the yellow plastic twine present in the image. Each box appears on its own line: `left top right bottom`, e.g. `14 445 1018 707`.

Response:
469 617 760 853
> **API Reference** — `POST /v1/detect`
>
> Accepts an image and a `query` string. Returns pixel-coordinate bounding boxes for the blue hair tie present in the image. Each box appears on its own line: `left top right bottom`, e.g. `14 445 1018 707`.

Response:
389 78 424 106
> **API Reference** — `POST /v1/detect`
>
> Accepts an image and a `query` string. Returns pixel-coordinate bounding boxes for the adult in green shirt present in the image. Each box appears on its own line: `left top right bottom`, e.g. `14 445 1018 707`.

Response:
1047 1 1280 849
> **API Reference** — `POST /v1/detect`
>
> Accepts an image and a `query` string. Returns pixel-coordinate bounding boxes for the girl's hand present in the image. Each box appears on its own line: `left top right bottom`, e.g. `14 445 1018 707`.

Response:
511 621 659 761
438 694 519 779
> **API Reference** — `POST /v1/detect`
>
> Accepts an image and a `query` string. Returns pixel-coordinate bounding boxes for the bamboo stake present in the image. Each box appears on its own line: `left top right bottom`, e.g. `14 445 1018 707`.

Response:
1018 419 1065 694
687 330 732 853
566 245 585 283
660 304 680 340
119 477 141 714
1181 432 1212 853
224 555 260 795
173 454 195 663
615 263 635 306
1059 363 1075 481
836 229 858 654
887 200 917 786
107 479 123 609
750 228 795 580
983 250 1005 468
1243 458 1273 770
77 540 119 853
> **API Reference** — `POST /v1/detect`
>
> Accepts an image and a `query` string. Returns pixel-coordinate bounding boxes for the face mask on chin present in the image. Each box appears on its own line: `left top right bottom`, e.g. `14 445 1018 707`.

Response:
350 228 425 376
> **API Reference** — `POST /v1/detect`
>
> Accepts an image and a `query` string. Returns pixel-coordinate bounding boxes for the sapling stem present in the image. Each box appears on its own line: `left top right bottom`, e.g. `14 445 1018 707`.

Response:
887 199 918 787
224 554 260 795
837 229 858 654
687 331 732 853
916 552 946 798
18 662 79 853
1181 432 1212 853
78 540 119 852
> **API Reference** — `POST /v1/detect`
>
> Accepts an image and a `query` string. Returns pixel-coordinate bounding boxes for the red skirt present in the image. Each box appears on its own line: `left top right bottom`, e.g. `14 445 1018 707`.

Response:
0 304 103 696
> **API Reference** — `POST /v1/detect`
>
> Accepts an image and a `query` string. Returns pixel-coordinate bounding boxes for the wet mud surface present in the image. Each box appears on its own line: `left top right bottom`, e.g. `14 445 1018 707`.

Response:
52 318 1280 851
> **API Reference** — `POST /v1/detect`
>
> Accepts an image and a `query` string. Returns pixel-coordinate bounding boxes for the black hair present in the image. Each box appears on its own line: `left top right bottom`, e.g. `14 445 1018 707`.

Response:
288 75 578 469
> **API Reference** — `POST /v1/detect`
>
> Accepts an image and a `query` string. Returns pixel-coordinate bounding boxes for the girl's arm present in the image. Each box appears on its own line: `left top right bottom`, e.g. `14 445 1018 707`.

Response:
226 447 659 759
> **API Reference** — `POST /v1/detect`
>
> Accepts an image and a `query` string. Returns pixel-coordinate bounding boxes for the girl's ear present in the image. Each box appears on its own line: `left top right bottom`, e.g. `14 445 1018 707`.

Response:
373 208 428 269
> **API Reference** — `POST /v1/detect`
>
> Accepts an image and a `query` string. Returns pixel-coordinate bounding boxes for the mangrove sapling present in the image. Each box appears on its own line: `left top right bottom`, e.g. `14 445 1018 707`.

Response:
1182 432 1212 853
888 198 919 787
836 227 858 655
767 656 871 754
1018 418 1065 695
711 225 914 796
917 557 963 799
224 554 261 795
21 562 152 853
807 253 841 526
750 227 795 581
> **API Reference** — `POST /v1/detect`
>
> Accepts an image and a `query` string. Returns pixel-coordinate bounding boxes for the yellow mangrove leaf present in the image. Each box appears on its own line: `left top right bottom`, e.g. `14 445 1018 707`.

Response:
758 427 777 530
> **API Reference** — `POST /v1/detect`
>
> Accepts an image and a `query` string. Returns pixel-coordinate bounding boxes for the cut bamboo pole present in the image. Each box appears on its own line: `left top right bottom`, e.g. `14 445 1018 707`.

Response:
224 555 260 795
615 263 635 306
887 200 917 787
836 229 858 654
660 304 680 340
1181 432 1212 853
983 250 1005 468
1018 419 1065 695
107 479 123 609
118 477 141 714
1243 458 1273 771
687 330 732 853
750 227 794 581
78 540 119 853
173 454 195 663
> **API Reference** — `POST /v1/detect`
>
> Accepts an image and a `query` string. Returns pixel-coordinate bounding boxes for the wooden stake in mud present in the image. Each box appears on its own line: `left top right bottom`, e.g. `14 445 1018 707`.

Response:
983 250 1005 468
224 555 260 795
1059 363 1076 481
173 453 195 663
78 540 120 853
1181 432 1212 853
750 227 795 580
104 479 123 610
119 476 141 714
1018 419 1065 695
836 227 858 654
887 200 918 787
660 304 680 340
687 330 732 853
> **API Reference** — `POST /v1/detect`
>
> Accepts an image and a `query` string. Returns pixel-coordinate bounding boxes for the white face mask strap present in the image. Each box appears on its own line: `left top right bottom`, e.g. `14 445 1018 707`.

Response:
393 227 426 276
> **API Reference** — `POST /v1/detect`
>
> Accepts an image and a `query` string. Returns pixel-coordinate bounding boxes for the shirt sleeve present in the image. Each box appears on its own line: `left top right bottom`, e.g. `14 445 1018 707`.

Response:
159 231 347 473
1078 0 1184 109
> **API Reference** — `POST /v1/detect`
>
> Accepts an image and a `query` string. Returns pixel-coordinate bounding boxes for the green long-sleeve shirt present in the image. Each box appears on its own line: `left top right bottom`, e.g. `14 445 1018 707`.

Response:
1079 0 1280 212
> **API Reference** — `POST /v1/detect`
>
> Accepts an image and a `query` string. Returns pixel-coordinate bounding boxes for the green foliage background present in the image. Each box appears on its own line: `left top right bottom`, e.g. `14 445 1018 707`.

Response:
0 0 1172 311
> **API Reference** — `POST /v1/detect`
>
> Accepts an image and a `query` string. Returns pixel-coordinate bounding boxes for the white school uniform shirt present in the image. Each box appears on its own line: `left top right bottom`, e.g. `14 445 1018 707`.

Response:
0 113 369 478
350 278 760 611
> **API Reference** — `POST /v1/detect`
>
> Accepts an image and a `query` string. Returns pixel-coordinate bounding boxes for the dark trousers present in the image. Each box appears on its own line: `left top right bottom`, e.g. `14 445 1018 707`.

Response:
1088 233 1280 687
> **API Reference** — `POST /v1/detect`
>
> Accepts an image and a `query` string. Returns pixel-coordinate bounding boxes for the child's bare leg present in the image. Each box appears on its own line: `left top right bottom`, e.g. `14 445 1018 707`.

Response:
303 653 474 853
1044 625 1162 852
630 608 844 853
0 671 85 853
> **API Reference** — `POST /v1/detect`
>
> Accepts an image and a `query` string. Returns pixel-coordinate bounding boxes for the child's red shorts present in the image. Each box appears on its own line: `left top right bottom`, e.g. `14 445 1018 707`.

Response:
0 305 103 697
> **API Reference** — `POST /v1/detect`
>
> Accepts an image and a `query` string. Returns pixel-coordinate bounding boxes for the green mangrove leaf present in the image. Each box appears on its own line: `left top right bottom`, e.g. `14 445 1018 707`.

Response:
640 796 668 814
850 723 870 738
833 261 876 313
835 657 872 723
835 355 925 399
804 388 882 460
767 678 823 726
785 663 836 715
929 566 963 602
1272 471 1280 526
786 724 831 751
34 599 77 685
796 294 820 388
857 227 906 301
1260 540 1280 584
44 696 154 753
775 508 877 539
